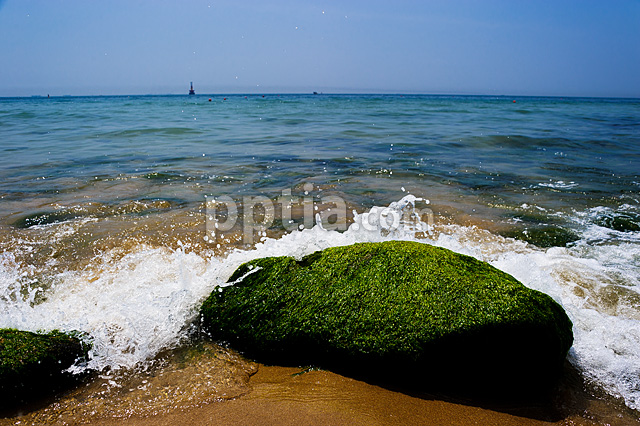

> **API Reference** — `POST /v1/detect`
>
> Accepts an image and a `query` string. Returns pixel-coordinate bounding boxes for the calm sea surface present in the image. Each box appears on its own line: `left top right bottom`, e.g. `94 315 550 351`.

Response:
1 94 639 420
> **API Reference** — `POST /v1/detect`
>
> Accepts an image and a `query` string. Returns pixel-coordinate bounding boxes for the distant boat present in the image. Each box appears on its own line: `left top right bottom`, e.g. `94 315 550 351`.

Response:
189 82 195 95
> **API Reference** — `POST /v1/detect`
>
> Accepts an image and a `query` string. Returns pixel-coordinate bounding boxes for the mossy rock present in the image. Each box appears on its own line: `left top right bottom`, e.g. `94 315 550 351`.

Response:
594 213 640 232
200 241 573 394
501 225 580 248
0 329 90 413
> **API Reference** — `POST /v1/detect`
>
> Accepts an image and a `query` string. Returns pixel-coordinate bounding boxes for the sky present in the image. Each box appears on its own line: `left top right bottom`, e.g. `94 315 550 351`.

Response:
0 0 639 97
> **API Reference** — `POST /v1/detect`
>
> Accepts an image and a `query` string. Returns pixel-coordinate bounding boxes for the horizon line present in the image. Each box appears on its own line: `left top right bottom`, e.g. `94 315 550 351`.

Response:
2 92 639 101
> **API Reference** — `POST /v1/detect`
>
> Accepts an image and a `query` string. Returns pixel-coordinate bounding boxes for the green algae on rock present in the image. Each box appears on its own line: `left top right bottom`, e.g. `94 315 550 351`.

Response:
0 329 90 412
201 241 573 393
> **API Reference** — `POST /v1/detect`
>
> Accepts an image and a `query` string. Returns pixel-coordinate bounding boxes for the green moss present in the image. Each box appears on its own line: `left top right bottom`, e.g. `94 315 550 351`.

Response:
201 241 573 393
0 329 90 412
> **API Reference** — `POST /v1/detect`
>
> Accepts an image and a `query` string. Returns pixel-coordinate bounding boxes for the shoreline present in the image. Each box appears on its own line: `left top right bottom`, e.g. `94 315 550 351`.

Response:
2 343 638 426
86 366 564 426
59 365 640 426
1 94 639 423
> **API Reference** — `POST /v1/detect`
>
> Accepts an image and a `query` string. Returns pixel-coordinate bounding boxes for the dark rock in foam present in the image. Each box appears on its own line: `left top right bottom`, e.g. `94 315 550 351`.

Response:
501 225 580 248
200 241 573 395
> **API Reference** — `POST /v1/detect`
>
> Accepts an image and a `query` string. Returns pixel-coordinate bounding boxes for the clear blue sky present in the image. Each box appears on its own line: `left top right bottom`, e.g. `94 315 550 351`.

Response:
1 0 639 97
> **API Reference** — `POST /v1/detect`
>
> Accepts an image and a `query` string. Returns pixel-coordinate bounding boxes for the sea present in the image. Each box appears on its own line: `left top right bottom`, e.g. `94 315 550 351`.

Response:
1 94 639 420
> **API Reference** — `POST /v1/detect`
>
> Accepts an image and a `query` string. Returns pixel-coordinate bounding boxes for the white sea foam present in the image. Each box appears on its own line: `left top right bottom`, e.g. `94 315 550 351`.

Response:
1 196 640 410
537 180 579 189
2 246 216 372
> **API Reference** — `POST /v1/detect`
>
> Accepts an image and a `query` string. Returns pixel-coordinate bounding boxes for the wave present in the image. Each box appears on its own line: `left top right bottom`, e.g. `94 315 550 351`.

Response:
1 196 639 411
101 127 204 138
11 199 181 228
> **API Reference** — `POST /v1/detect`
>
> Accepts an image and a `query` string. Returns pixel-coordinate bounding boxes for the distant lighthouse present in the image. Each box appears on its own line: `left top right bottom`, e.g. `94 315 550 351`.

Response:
189 82 195 95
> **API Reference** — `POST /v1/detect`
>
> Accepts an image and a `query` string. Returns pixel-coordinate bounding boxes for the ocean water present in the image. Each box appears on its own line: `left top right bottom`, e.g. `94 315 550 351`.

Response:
1 94 640 415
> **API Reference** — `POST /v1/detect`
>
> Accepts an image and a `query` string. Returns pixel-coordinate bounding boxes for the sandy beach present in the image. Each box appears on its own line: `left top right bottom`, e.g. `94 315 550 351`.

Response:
92 366 562 426
68 365 639 426
2 341 637 426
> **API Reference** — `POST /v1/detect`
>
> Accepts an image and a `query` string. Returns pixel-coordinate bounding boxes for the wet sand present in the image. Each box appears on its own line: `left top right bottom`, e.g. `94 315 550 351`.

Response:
82 364 638 426
0 348 640 426
1 342 639 426
7 359 634 426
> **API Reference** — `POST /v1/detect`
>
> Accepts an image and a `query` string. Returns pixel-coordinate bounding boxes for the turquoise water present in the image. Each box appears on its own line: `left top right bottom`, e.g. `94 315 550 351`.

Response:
2 95 638 211
1 94 640 416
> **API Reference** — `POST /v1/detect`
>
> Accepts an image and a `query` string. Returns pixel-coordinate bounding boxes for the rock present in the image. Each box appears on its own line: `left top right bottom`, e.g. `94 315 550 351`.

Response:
12 210 81 228
200 241 573 394
500 225 580 248
595 212 640 232
0 328 90 412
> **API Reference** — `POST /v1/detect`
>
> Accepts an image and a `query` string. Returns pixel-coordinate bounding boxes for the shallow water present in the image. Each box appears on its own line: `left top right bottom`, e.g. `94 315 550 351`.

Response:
1 94 639 420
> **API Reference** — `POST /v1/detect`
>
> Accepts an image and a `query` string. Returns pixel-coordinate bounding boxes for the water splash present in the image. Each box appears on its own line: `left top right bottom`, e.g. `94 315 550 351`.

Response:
1 196 640 411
